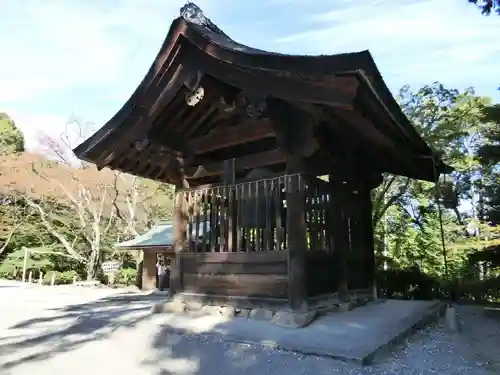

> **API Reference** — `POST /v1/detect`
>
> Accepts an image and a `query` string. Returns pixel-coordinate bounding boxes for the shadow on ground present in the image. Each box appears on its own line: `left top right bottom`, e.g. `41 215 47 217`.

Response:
0 293 163 372
0 291 266 375
3 294 500 375
141 323 287 375
139 305 500 375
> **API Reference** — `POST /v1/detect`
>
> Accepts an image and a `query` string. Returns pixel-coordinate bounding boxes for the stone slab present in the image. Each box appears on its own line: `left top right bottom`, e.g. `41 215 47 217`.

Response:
483 306 500 319
158 299 445 365
271 310 317 328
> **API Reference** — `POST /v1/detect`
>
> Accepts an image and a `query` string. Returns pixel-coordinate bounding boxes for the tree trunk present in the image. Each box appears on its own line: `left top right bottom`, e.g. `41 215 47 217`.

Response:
86 246 100 281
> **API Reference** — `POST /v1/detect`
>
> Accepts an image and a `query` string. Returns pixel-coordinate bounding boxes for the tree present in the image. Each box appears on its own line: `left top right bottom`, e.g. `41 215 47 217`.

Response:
0 193 36 255
468 0 500 15
398 83 489 209
0 115 175 281
32 133 132 280
374 83 492 278
33 120 174 280
0 113 24 155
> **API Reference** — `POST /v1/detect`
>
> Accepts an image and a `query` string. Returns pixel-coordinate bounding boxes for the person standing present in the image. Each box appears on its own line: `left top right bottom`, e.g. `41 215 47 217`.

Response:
157 260 167 291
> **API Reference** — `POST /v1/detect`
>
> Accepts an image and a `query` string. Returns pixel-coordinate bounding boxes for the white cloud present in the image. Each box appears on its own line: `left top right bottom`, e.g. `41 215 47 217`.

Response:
0 0 203 150
6 110 103 165
273 0 500 96
6 111 69 151
0 1 189 103
277 0 497 49
1 0 499 155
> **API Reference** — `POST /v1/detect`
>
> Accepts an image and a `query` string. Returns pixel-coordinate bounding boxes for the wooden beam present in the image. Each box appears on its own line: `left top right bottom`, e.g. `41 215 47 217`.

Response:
267 98 319 158
356 88 413 146
186 107 218 138
189 119 276 155
130 148 285 182
329 109 395 149
191 48 358 108
290 101 395 150
185 149 286 180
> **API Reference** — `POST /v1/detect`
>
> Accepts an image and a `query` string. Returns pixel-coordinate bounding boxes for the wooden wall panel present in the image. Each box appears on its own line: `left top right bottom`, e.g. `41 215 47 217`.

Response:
304 251 341 297
182 274 288 298
179 251 288 298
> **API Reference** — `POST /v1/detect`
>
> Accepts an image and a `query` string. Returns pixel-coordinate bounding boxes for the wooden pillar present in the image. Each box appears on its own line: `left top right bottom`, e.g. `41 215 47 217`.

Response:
360 187 376 294
345 184 368 290
170 180 189 297
329 177 351 301
365 171 382 298
286 157 308 311
223 159 236 253
267 98 313 311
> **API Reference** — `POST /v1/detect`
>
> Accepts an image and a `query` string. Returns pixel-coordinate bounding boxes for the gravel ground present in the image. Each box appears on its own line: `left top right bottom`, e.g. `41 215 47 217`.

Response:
0 281 499 375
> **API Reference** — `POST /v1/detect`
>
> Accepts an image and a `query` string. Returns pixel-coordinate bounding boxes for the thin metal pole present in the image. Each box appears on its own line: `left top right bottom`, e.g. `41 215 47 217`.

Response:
435 186 449 279
431 157 450 302
22 247 28 283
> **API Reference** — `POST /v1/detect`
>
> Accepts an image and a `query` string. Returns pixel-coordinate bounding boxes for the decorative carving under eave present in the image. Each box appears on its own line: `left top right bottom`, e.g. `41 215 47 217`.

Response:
134 138 149 151
245 99 267 119
216 91 268 120
185 86 205 106
184 70 204 106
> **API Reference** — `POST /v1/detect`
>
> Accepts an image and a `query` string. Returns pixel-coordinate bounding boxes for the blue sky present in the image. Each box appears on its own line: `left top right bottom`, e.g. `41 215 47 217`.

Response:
1 0 499 151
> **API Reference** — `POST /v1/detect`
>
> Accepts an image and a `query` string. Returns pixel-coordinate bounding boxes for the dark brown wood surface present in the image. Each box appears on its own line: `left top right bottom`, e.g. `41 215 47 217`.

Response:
171 184 189 296
179 252 288 298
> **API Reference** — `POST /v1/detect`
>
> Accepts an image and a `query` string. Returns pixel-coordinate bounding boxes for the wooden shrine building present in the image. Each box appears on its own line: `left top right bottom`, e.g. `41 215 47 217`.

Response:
115 221 211 291
74 4 449 311
115 223 176 291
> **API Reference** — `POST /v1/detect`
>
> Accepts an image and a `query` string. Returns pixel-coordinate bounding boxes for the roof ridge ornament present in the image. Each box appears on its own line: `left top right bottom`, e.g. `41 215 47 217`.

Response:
180 2 229 37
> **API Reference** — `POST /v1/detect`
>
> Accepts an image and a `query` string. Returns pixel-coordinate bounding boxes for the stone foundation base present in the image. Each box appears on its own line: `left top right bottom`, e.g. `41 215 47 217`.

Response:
151 289 374 329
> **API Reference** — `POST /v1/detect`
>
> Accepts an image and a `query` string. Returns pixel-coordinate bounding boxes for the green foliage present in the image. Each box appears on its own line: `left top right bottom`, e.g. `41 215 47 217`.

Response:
43 270 80 285
374 82 498 289
0 247 53 276
114 267 137 286
0 113 24 155
0 132 174 281
468 0 500 15
378 269 500 303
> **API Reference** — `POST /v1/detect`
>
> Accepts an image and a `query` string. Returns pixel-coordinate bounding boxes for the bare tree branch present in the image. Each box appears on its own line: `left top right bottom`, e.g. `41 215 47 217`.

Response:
0 220 26 254
372 175 411 229
24 197 86 262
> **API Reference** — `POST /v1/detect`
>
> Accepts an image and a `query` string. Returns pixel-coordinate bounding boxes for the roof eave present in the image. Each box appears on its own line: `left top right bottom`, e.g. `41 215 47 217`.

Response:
72 17 187 164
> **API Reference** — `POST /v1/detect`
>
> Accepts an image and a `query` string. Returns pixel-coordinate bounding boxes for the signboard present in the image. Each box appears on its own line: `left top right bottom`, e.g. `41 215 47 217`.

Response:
101 261 121 273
